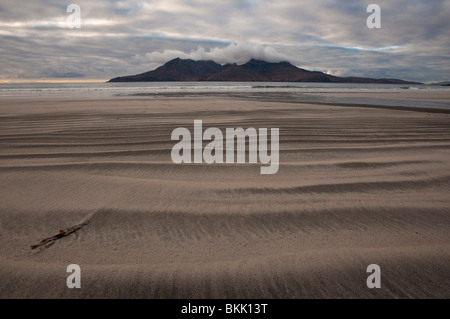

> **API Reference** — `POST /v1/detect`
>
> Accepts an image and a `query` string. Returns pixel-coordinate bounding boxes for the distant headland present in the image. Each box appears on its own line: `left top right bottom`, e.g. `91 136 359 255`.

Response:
108 58 422 84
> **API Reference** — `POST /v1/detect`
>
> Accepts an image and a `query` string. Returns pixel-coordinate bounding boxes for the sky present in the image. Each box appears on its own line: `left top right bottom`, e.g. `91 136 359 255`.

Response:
0 0 449 83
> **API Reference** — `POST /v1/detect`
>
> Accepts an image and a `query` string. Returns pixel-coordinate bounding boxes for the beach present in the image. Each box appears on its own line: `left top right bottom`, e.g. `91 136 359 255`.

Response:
0 93 449 298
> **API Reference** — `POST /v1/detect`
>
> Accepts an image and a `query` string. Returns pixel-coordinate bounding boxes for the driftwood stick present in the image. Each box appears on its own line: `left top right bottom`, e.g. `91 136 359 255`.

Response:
31 220 89 250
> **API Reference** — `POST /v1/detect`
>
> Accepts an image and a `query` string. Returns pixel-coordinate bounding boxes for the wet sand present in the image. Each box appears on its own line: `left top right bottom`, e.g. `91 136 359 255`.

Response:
0 95 449 298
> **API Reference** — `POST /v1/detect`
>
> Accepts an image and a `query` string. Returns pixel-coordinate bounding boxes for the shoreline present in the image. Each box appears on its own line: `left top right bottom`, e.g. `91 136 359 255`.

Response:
1 91 450 115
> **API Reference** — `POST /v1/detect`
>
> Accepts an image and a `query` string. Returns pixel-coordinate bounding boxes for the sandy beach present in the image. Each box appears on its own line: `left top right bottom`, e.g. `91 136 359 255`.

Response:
0 94 449 298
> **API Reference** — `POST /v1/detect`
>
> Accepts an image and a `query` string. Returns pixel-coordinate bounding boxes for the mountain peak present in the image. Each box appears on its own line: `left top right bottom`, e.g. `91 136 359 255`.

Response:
246 58 265 63
244 59 278 65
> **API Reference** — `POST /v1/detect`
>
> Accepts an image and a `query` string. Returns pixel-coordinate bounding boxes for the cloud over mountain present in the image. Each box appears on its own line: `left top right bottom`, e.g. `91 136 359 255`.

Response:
143 43 294 65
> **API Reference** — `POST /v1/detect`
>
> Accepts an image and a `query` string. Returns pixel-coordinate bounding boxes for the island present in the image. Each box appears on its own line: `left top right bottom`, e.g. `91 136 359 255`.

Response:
108 58 422 84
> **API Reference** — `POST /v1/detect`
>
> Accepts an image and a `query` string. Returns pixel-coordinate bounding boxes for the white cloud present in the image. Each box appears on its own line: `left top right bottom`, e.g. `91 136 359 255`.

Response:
143 42 294 65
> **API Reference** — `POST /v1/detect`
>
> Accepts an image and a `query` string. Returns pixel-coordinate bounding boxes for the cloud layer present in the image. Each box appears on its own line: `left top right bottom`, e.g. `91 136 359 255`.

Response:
142 43 292 65
0 0 449 82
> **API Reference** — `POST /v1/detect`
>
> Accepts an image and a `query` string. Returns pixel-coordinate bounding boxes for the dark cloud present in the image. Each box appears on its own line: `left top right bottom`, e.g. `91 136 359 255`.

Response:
0 0 448 82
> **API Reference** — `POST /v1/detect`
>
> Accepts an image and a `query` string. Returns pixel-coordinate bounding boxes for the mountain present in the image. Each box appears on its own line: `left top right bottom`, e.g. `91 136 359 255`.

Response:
108 58 421 84
430 81 450 86
207 59 342 82
109 58 225 82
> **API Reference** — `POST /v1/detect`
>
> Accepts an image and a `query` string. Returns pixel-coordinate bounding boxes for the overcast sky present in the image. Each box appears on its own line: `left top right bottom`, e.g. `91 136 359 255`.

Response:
0 0 449 82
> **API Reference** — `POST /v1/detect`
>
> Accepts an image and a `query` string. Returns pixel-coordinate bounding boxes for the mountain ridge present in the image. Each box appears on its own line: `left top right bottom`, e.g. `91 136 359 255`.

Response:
108 58 422 84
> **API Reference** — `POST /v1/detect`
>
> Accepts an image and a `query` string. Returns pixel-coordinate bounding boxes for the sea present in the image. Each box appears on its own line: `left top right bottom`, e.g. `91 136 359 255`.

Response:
0 82 449 111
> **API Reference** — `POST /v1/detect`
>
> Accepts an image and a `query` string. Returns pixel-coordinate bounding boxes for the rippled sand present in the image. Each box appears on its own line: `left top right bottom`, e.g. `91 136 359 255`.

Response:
0 96 449 298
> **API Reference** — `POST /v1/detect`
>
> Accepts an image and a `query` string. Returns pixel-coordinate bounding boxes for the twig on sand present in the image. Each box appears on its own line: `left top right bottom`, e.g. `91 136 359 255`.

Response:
31 220 89 250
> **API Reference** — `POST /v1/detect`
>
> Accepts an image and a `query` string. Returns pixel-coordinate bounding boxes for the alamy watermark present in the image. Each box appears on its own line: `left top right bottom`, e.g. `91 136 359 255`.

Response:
66 264 81 288
66 4 81 28
366 264 381 288
65 4 379 29
367 4 381 29
171 120 279 174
